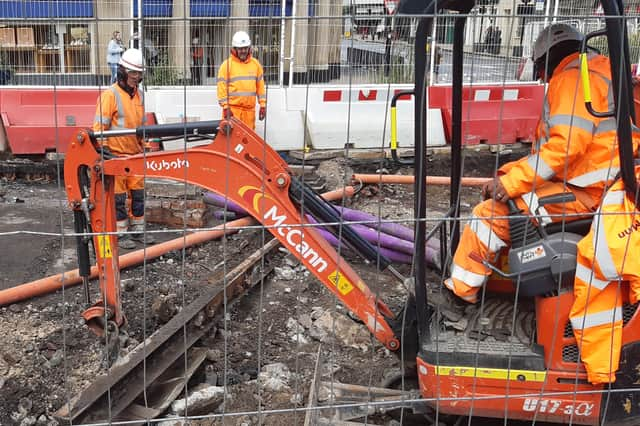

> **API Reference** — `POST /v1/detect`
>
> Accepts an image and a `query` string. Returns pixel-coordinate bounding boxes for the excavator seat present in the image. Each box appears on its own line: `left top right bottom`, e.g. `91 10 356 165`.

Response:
543 217 593 236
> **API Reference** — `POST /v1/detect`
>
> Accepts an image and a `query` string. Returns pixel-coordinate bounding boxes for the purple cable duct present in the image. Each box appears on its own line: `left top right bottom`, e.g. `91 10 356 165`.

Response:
314 226 412 264
204 191 439 267
203 192 247 215
350 223 440 268
333 205 440 250
306 216 439 268
333 205 415 241
213 210 240 221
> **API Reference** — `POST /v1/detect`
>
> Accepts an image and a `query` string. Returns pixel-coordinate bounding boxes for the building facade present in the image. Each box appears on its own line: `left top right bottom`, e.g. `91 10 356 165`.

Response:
0 0 346 86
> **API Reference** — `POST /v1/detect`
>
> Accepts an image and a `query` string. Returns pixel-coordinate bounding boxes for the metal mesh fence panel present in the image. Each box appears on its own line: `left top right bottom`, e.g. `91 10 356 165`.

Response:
2 2 640 426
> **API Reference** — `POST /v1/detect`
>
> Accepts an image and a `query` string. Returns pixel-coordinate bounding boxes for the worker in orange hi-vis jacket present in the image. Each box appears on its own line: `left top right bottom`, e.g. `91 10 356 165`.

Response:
216 31 266 130
93 48 154 250
570 166 640 385
438 23 639 305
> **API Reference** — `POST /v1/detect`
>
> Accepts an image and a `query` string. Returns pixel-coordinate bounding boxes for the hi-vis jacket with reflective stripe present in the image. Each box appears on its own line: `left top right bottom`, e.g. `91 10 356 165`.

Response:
569 166 640 384
93 83 145 156
217 54 266 111
499 52 636 200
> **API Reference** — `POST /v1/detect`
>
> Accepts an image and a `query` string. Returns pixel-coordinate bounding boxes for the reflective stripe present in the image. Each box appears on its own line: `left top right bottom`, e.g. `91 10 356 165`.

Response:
108 86 125 128
258 95 267 101
602 190 626 206
95 115 111 126
570 307 622 330
229 91 257 97
222 75 260 83
219 98 228 104
469 215 507 252
521 191 552 225
459 293 478 302
592 207 620 280
444 277 455 291
593 72 615 110
575 262 610 290
526 154 556 180
591 190 627 281
449 263 487 288
568 167 619 187
594 118 617 135
548 114 595 134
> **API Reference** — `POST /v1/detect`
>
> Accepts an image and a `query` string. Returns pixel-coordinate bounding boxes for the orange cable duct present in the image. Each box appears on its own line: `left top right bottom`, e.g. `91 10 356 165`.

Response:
352 173 492 187
0 186 355 306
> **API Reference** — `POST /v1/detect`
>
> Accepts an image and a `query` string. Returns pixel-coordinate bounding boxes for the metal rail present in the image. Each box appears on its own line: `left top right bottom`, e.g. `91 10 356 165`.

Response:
54 237 280 423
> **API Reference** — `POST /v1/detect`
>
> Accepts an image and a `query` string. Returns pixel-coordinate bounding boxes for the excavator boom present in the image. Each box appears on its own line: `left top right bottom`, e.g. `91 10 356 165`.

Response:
64 118 400 350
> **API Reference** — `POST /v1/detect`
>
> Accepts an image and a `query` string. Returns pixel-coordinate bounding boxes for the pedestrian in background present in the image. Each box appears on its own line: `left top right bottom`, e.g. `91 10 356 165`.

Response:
191 37 204 85
217 31 266 130
107 30 125 84
93 48 155 249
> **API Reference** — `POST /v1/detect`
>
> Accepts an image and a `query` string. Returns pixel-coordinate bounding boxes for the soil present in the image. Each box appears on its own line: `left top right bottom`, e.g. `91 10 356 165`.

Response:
0 150 556 426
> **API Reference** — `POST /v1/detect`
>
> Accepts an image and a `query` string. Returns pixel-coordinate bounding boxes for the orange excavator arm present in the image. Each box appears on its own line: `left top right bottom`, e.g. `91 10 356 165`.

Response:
64 118 400 351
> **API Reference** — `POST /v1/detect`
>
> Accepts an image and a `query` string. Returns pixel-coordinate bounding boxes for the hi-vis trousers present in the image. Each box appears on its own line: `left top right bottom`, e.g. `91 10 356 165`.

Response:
227 106 256 130
445 182 596 303
570 179 640 385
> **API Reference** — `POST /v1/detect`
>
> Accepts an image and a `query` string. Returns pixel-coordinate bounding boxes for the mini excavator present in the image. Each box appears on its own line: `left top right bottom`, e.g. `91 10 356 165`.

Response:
65 0 640 424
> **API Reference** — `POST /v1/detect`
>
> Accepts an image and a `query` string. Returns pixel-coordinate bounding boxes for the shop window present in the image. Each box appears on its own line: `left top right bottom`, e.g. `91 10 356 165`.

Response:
0 23 91 74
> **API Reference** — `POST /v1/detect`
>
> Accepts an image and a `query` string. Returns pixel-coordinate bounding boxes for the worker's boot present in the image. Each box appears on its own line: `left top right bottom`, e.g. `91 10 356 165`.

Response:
131 217 155 244
117 219 137 250
426 281 468 322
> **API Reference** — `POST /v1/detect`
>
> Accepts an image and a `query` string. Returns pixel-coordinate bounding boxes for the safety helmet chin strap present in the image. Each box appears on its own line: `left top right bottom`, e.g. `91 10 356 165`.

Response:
116 66 140 97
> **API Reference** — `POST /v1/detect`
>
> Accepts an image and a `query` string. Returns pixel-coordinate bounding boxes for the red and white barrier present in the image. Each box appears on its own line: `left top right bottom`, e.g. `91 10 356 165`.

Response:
428 83 544 145
0 83 543 155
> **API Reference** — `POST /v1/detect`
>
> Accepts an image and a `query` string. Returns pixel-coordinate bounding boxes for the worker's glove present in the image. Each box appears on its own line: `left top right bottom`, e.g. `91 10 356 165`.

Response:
223 108 233 119
259 106 266 121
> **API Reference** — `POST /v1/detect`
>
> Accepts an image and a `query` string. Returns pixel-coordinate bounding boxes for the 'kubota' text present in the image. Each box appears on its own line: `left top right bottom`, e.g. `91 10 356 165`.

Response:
146 158 190 171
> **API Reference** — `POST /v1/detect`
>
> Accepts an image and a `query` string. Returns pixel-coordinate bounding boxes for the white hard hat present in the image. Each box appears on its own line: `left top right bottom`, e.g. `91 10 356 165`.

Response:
119 48 145 72
232 31 251 48
533 23 584 62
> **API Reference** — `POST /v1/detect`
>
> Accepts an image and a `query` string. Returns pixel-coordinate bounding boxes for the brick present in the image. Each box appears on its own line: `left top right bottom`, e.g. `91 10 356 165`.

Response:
145 199 209 228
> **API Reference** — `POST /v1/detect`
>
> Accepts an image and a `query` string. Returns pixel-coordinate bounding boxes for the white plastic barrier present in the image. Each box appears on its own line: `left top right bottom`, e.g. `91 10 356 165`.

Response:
145 86 306 151
298 85 446 149
144 85 447 151
258 87 307 151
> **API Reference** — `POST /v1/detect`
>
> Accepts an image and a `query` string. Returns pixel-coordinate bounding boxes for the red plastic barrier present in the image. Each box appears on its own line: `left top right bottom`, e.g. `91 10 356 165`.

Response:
0 88 156 155
428 84 544 145
0 88 100 155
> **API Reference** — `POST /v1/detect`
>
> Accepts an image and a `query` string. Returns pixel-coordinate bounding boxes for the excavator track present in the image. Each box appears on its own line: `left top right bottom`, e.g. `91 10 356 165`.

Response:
424 296 544 368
